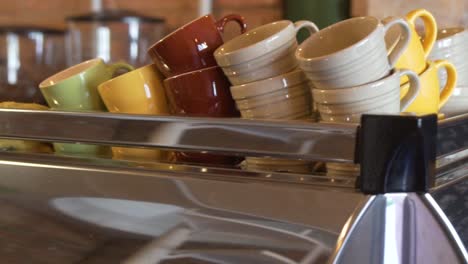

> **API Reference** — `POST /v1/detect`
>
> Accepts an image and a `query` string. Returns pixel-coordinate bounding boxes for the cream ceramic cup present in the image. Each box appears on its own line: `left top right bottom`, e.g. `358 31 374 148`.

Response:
240 95 310 119
214 20 318 85
230 69 308 99
317 70 420 123
312 69 420 104
296 16 410 89
319 100 399 123
429 28 468 87
235 84 308 110
435 86 468 116
316 88 400 115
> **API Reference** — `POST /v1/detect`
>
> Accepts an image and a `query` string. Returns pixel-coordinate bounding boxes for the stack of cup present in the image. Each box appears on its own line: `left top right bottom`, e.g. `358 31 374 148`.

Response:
385 9 457 115
429 27 468 116
229 69 312 120
147 14 247 165
214 20 319 173
296 16 421 177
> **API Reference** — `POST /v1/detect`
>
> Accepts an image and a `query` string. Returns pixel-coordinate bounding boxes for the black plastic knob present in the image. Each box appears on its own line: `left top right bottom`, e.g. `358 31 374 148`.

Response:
358 114 437 194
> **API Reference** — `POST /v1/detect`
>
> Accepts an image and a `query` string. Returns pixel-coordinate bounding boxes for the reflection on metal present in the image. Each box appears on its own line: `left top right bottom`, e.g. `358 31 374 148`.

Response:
0 110 464 262
330 193 467 264
423 194 468 261
0 109 357 162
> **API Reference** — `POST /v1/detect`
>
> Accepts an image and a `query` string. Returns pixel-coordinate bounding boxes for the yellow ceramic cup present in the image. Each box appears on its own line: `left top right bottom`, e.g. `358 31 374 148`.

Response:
98 64 170 161
386 9 437 83
401 60 456 114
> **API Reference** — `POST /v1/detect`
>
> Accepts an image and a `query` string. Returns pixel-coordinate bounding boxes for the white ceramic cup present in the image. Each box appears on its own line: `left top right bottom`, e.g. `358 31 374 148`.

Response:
240 95 310 119
230 68 308 99
296 16 411 89
429 27 468 87
311 69 420 105
235 83 309 110
215 20 318 85
317 69 420 123
440 86 468 116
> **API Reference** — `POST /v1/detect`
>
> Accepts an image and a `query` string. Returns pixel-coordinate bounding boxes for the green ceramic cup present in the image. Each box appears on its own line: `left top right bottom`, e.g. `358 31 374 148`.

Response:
39 58 134 156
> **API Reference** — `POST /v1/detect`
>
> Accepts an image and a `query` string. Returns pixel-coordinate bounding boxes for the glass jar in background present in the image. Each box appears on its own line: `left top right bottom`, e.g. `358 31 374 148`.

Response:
0 26 65 105
66 10 166 67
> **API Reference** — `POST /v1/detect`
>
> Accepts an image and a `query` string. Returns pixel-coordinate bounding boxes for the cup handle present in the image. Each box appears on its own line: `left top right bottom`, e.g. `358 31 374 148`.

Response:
434 60 457 109
405 9 437 58
293 20 319 41
382 17 411 67
215 14 247 34
398 69 421 111
107 62 135 76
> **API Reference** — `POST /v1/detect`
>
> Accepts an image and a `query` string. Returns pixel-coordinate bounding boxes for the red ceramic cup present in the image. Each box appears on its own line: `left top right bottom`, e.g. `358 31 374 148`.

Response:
147 14 247 78
164 66 240 117
164 66 241 165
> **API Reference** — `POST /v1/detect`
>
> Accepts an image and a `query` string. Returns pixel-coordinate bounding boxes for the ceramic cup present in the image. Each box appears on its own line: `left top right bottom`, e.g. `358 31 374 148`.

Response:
401 60 456 114
98 64 170 162
317 69 421 123
429 27 468 87
147 14 247 78
39 58 134 156
164 66 239 117
312 69 420 105
296 16 410 89
230 69 312 119
440 86 468 116
385 9 437 80
440 88 468 116
214 20 319 85
164 66 240 165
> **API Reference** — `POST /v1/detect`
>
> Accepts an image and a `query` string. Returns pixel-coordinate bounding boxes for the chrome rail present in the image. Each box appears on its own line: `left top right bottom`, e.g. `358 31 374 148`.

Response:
0 109 357 163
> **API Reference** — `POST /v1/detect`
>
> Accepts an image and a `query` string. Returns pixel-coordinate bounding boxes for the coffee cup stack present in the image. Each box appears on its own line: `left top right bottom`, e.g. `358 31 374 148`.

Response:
296 16 421 177
386 9 457 116
429 28 468 116
147 14 248 165
214 20 319 173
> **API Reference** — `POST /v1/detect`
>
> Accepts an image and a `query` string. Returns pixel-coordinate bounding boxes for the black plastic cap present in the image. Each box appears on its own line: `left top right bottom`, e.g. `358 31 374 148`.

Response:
359 114 437 194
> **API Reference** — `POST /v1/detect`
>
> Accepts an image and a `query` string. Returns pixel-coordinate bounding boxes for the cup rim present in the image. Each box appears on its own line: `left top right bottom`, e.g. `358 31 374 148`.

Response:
39 58 102 89
432 27 468 50
436 27 466 41
230 69 306 99
147 14 215 53
296 16 380 63
98 64 155 89
214 20 293 66
163 65 220 83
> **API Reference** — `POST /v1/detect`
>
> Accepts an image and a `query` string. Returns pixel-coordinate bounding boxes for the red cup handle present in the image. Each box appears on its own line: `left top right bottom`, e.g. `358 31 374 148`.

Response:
215 14 247 34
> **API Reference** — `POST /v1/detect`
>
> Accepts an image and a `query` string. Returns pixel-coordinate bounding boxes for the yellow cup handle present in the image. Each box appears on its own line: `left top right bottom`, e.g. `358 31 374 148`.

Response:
434 60 457 109
405 9 437 58
107 62 135 76
382 17 411 67
399 69 421 111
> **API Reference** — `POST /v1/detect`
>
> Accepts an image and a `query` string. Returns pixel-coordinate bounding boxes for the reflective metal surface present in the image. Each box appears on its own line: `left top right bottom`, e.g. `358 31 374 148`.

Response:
0 110 464 263
0 109 357 162
0 150 362 263
330 193 467 264
438 113 468 158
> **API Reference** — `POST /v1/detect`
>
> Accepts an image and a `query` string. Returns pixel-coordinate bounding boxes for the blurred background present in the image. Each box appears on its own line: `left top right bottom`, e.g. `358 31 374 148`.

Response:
0 0 465 105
